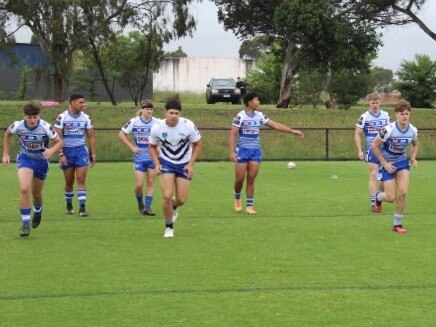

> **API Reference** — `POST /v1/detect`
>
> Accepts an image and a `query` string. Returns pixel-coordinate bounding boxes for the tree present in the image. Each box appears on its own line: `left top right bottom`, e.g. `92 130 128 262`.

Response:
108 31 164 105
164 46 187 58
339 0 436 42
369 66 394 92
0 0 198 103
1 1 87 101
214 0 380 108
246 50 282 104
239 35 272 59
394 54 436 108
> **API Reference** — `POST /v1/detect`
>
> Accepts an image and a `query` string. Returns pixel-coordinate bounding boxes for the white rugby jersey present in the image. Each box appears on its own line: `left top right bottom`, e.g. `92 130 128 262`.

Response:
149 118 201 164
121 116 160 162
232 110 269 149
356 110 390 151
377 122 418 163
8 119 58 159
54 109 93 147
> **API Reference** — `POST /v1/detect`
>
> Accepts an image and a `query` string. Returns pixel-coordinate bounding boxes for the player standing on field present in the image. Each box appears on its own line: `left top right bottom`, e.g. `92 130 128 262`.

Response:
2 103 62 237
119 99 160 216
371 100 419 234
229 92 304 215
149 99 202 238
54 94 96 217
354 92 390 212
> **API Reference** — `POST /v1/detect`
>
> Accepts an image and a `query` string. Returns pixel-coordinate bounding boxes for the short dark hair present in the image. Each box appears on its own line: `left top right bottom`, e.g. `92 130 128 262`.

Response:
69 93 85 103
395 100 411 113
23 103 41 116
243 92 258 106
165 99 182 111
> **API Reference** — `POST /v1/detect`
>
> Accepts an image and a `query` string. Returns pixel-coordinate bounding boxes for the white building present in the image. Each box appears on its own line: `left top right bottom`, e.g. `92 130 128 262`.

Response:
153 57 256 93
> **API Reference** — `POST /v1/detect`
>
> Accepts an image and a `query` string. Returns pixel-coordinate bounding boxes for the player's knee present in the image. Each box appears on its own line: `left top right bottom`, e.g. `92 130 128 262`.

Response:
384 193 396 203
398 188 408 198
19 187 30 196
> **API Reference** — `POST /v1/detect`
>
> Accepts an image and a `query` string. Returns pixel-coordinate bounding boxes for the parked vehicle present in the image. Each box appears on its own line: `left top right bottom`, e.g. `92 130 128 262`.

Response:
206 78 241 104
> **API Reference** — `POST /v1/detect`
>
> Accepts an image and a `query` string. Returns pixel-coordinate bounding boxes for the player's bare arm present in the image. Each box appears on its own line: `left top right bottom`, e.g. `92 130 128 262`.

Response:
118 131 139 154
354 128 364 160
266 120 304 138
86 129 96 166
149 144 161 174
410 140 419 168
2 130 12 166
229 126 239 161
184 139 203 179
372 138 396 173
42 136 63 160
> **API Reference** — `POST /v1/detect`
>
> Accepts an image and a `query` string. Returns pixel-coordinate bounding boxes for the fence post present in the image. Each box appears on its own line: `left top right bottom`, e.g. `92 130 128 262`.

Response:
326 128 329 160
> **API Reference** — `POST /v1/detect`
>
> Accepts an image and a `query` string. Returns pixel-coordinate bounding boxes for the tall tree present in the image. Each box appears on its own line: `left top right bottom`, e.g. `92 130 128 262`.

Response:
395 54 436 108
0 0 86 101
107 31 164 105
0 0 197 103
215 0 379 108
339 0 436 41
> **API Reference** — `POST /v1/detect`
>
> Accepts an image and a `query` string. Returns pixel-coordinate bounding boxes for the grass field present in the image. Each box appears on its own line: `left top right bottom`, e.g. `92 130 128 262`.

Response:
1 161 435 326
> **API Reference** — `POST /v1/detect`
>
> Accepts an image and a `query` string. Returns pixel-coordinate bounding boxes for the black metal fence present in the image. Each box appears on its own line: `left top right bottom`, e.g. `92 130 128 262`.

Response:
3 127 436 161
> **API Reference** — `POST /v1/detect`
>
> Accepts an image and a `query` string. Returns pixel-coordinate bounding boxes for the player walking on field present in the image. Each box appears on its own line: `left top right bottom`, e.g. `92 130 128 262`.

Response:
354 92 390 212
2 103 62 237
149 99 202 238
119 99 160 216
371 100 419 234
229 92 304 215
54 94 96 217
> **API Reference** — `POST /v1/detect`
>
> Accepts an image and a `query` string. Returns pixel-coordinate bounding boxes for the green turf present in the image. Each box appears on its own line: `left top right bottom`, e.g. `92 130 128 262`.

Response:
1 162 435 326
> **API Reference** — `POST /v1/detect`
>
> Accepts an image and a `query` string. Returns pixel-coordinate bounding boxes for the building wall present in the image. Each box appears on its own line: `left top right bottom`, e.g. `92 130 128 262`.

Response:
153 57 256 93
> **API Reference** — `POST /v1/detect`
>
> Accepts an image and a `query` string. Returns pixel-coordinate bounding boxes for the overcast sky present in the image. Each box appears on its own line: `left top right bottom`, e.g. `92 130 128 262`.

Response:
13 0 436 73
165 0 436 73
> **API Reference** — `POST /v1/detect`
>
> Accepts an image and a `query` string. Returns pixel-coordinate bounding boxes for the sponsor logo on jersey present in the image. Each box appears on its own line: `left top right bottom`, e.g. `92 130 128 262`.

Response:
162 132 168 139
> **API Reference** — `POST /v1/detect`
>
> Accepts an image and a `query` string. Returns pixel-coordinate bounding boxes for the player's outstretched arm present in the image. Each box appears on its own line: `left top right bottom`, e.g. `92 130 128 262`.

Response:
266 120 304 138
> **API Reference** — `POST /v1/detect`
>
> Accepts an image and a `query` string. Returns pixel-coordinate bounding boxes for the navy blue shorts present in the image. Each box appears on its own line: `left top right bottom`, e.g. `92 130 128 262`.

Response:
159 158 191 180
17 153 49 180
380 159 410 181
236 147 262 163
365 149 380 164
61 145 89 170
133 160 155 172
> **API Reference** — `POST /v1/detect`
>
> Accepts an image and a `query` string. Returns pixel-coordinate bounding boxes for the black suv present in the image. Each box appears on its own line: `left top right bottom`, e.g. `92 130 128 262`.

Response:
206 78 241 104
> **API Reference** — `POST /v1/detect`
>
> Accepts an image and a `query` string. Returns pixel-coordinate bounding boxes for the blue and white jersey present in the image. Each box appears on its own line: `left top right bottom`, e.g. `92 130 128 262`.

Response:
8 119 58 159
377 122 418 163
232 110 269 150
149 118 201 165
356 110 390 151
121 116 160 162
54 109 93 148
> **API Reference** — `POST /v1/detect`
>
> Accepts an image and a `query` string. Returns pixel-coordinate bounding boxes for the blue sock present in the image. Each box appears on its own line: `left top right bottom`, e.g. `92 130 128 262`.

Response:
77 189 86 206
234 192 241 200
20 208 31 226
136 194 143 205
246 197 254 207
65 191 74 205
145 196 153 208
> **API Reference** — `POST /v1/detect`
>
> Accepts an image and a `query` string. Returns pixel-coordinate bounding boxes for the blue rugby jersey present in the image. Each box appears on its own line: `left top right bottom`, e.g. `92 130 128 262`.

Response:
377 122 418 163
232 110 269 150
8 119 58 159
356 110 390 151
120 116 160 162
54 110 93 147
